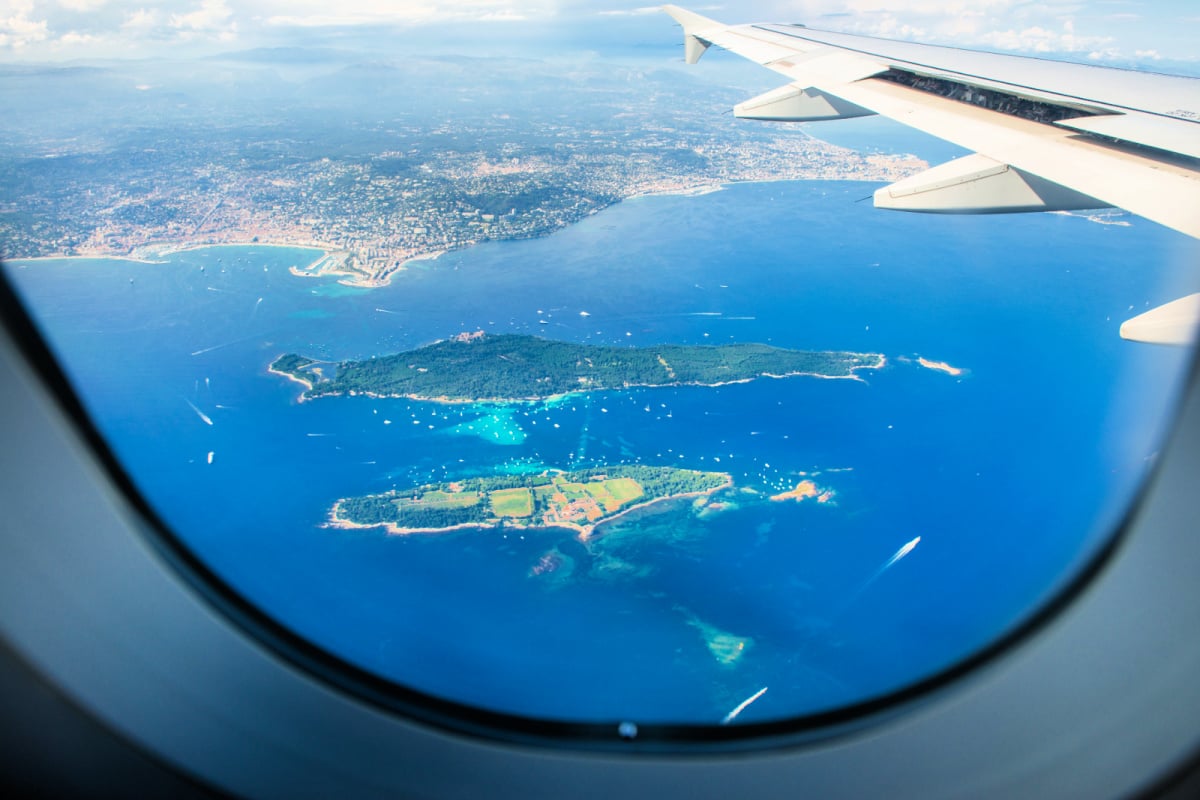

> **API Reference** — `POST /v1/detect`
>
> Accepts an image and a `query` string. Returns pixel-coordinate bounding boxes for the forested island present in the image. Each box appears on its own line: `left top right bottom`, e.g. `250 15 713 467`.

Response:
271 333 884 402
330 464 732 539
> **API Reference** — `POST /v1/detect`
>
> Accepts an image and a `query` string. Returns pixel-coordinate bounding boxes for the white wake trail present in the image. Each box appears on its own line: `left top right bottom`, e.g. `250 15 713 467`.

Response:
185 399 214 426
721 686 768 725
880 535 921 573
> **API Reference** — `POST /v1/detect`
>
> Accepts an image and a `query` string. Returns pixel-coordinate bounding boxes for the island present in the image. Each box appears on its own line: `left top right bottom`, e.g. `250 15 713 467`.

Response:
917 356 965 377
683 612 753 667
271 333 885 403
329 465 732 540
770 479 835 504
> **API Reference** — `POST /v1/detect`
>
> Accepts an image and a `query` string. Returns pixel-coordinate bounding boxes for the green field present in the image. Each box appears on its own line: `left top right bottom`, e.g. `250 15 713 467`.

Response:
582 483 620 514
490 487 534 518
543 476 647 516
605 477 644 505
395 490 480 510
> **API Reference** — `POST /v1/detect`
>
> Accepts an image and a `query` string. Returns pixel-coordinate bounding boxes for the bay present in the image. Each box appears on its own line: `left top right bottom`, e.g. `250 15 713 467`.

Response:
8 179 1197 724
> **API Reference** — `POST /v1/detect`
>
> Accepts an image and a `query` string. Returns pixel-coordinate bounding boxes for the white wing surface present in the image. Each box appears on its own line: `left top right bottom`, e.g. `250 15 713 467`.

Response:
663 6 1200 343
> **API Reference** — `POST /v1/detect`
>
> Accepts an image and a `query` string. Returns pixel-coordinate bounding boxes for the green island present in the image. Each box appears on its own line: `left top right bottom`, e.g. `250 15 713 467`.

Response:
270 332 884 403
330 464 732 540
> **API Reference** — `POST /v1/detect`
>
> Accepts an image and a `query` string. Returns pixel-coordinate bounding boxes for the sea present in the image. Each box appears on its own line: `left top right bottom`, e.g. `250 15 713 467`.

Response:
7 180 1198 727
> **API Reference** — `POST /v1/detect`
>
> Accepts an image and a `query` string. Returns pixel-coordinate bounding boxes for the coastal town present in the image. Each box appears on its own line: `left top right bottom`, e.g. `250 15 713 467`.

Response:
0 56 925 285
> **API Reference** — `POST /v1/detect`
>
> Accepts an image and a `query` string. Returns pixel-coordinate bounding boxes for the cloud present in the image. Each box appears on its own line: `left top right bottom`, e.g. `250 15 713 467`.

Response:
732 0 1141 59
169 0 236 39
120 7 158 32
0 0 565 56
0 1 49 49
975 22 1115 54
597 6 662 16
56 28 95 44
0 0 1190 63
57 0 108 11
259 0 552 28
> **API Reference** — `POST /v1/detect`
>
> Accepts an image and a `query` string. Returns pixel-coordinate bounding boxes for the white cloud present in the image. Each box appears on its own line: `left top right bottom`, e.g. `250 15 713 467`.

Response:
975 23 1114 54
598 6 661 16
169 0 236 40
57 0 107 11
120 7 158 32
738 0 1139 58
170 0 230 31
0 0 1189 63
259 0 550 28
56 28 95 43
0 1 49 49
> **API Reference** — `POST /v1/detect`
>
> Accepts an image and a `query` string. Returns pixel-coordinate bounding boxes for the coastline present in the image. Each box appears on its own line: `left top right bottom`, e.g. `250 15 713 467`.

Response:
623 173 914 202
267 356 327 399
10 174 925 287
402 250 446 266
8 254 166 266
154 240 330 257
627 183 725 201
17 239 429 290
290 248 448 289
249 175 905 289
11 240 329 269
293 354 888 405
326 511 497 537
574 474 734 543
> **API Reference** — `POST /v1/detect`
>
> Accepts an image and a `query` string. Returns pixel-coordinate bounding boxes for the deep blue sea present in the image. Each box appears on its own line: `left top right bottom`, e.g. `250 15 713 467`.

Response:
8 180 1198 725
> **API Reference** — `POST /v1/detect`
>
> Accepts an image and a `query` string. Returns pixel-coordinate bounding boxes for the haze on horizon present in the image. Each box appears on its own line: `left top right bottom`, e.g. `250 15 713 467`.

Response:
1 1 1197 71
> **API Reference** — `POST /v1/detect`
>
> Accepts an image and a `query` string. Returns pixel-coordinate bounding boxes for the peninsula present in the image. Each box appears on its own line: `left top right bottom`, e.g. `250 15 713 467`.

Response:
330 465 732 540
271 333 885 403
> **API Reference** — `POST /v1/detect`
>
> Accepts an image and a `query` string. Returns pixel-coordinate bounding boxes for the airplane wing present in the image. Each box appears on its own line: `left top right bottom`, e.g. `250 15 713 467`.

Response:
662 5 1200 344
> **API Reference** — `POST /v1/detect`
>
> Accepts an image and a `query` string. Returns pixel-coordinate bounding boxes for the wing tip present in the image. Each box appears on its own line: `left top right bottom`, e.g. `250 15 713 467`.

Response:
661 6 719 30
662 5 723 64
662 5 724 65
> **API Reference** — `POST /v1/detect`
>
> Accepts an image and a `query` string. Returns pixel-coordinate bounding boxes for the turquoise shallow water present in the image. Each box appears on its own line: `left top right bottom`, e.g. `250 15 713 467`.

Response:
8 179 1198 724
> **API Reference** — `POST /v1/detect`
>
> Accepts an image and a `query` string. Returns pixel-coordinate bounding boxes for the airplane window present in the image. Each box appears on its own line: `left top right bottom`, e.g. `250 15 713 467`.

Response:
2 7 1198 743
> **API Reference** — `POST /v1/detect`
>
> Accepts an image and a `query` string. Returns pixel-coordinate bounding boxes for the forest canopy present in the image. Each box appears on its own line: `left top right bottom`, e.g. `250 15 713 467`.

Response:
273 333 882 402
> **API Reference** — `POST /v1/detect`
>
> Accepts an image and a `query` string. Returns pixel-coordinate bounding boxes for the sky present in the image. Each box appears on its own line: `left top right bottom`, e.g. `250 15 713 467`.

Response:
0 1 1197 65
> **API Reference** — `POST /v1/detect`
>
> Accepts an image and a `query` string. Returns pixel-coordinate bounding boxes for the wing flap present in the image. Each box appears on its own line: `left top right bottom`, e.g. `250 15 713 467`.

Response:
754 23 1200 122
763 48 887 85
832 77 1200 238
1056 113 1200 161
664 6 1200 240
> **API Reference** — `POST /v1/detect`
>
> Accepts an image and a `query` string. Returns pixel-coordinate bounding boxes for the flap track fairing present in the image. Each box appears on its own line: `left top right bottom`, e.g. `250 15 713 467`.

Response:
734 84 875 122
1120 294 1200 345
874 153 1111 214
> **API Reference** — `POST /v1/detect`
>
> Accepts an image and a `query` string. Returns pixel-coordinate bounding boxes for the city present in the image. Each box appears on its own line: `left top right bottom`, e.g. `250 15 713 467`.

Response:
0 55 925 285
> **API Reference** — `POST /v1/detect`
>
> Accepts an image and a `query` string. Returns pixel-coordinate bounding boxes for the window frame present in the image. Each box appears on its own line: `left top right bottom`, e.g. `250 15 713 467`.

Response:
2 265 1200 795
